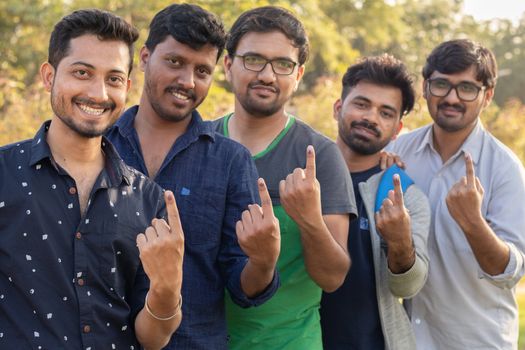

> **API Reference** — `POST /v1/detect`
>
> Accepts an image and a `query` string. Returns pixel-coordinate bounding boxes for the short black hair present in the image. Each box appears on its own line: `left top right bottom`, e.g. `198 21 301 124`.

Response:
48 9 139 74
341 54 415 117
227 6 309 66
145 3 226 62
423 39 497 88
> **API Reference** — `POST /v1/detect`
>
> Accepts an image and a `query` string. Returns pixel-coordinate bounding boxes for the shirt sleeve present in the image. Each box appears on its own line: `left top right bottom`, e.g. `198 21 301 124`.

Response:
477 158 525 289
218 148 279 307
316 141 357 218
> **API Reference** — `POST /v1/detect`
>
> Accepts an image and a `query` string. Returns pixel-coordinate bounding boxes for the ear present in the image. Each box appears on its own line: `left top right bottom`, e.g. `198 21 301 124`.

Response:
333 98 342 121
294 65 305 92
224 54 233 82
392 120 403 140
40 62 55 92
482 87 494 108
422 80 428 100
139 46 150 72
126 78 132 93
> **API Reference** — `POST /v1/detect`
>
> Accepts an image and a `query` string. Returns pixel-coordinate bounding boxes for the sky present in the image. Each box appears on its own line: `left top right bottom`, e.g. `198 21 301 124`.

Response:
463 0 525 24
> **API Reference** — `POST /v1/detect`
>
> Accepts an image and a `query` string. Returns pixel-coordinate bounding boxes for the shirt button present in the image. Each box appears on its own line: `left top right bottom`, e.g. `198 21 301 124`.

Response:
415 318 421 325
75 232 82 239
69 187 77 195
77 278 85 286
83 325 91 333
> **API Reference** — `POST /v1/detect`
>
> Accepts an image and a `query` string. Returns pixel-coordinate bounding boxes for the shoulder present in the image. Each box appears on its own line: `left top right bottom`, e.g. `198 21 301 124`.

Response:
292 118 335 150
389 124 432 152
0 139 33 164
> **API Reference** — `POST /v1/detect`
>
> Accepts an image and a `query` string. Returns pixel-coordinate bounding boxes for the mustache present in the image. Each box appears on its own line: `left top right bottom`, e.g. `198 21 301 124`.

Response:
351 120 381 137
438 102 466 113
166 85 196 100
248 81 279 93
73 97 115 110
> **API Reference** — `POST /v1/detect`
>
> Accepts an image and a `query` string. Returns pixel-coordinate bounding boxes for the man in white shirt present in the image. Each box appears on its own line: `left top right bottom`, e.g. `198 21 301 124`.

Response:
389 39 525 349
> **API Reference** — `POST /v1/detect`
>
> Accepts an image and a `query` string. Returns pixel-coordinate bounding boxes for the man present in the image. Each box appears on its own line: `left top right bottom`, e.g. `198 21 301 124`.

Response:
320 55 430 350
106 4 280 350
388 39 525 349
213 6 357 349
0 9 183 349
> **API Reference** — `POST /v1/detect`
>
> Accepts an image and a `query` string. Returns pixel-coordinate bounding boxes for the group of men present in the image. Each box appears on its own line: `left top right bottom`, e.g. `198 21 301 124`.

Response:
0 3 524 350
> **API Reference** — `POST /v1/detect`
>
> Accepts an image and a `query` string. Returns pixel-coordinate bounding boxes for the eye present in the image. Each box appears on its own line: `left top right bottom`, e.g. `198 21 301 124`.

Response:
244 55 265 65
108 76 126 86
73 69 89 79
458 83 478 93
275 59 294 69
167 57 182 67
380 110 395 119
432 79 450 89
196 67 211 77
353 101 367 109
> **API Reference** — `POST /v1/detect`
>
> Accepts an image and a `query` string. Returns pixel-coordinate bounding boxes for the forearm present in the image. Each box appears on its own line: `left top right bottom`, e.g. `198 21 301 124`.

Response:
386 233 416 274
298 216 350 292
135 289 181 350
240 259 276 298
461 215 510 275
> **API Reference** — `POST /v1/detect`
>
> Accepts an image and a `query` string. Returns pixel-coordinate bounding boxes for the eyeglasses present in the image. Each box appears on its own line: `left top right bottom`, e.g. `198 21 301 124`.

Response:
234 54 297 75
427 78 486 102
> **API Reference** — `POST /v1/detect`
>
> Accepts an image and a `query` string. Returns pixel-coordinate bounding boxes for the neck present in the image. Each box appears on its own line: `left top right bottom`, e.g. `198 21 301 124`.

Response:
228 103 288 155
336 137 381 173
432 120 477 163
47 117 104 167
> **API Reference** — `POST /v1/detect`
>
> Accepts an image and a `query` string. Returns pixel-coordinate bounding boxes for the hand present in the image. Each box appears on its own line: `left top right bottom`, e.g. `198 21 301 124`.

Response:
379 150 405 170
236 178 280 268
279 145 322 227
375 174 411 247
136 190 184 294
446 153 484 231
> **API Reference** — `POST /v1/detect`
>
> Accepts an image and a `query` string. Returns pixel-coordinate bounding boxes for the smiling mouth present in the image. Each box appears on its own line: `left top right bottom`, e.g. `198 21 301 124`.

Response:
77 103 106 116
171 91 191 101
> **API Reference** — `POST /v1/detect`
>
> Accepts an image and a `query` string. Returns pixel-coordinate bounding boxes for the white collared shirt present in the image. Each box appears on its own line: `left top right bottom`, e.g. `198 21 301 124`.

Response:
388 120 525 349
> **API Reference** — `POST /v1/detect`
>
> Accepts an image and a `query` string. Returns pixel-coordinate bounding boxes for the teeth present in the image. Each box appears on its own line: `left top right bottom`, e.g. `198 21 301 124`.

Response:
171 91 189 100
78 104 105 115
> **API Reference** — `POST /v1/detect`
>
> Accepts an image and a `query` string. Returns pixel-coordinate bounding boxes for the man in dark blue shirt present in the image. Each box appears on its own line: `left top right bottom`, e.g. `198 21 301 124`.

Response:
0 9 183 349
320 55 430 349
106 4 280 350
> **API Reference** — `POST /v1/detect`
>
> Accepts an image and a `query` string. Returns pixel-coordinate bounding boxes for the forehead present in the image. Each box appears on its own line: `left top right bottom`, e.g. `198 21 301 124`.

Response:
236 31 299 61
344 81 402 110
59 34 130 74
152 36 218 66
429 65 481 84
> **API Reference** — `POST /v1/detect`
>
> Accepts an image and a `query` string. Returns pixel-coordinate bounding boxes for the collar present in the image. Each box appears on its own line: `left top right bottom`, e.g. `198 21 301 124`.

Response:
416 120 484 165
29 120 131 187
114 105 216 142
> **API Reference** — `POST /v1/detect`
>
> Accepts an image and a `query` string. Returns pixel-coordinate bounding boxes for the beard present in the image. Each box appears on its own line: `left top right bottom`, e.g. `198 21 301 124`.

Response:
143 73 201 123
433 102 470 132
339 119 391 155
50 90 117 138
238 81 285 118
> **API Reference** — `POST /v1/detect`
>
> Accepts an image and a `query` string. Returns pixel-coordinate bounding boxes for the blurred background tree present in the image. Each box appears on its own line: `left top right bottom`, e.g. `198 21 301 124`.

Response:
1 0 524 164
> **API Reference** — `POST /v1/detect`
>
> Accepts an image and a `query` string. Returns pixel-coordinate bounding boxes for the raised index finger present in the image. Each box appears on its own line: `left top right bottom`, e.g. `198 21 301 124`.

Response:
305 145 316 180
164 190 183 236
393 174 405 207
464 152 475 186
258 178 274 217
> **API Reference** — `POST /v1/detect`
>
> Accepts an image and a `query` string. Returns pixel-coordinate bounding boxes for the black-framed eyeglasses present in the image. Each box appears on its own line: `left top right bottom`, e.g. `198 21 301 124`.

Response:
427 78 486 102
234 54 297 75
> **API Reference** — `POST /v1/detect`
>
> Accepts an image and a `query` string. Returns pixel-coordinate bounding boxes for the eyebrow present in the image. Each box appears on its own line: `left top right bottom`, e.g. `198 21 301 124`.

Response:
353 95 399 114
70 61 127 75
240 51 296 62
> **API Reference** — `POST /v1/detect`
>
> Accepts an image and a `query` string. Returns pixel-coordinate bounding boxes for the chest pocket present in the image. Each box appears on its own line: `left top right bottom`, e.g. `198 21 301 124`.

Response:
172 185 225 245
89 220 142 298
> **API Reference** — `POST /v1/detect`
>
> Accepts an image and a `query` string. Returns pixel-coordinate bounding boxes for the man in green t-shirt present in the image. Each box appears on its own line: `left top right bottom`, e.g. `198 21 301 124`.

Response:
213 6 357 349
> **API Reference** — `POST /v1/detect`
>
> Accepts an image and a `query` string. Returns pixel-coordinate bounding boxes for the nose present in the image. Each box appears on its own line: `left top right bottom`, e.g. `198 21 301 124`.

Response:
85 76 109 103
362 107 380 123
176 68 196 90
257 62 277 83
442 85 461 103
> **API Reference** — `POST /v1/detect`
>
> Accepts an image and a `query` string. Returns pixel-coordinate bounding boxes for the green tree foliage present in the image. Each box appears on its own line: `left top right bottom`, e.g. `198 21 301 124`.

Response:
1 0 524 166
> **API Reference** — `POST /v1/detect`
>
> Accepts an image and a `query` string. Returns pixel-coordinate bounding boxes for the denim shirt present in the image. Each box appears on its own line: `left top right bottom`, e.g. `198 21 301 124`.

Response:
106 106 279 350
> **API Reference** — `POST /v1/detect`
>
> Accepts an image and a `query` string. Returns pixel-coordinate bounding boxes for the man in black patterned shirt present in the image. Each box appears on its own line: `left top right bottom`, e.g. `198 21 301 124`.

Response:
0 9 183 349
